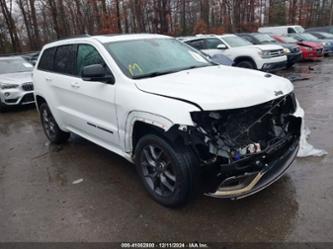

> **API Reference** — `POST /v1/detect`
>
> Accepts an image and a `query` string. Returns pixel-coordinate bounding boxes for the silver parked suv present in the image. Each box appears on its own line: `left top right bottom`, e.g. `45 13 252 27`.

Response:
0 56 34 111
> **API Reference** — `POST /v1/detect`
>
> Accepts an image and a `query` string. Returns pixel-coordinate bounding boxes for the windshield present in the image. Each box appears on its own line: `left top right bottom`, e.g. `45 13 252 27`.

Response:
300 33 320 41
221 36 252 47
319 32 333 39
295 26 305 33
0 57 33 74
253 34 277 44
104 38 212 79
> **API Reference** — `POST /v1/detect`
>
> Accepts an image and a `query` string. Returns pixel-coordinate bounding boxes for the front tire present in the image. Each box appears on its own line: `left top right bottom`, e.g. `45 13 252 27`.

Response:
134 134 199 207
39 103 70 144
235 60 256 69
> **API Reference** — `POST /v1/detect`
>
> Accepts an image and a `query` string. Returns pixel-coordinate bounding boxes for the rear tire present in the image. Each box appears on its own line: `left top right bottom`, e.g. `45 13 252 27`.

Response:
39 103 70 144
134 134 200 207
235 60 256 69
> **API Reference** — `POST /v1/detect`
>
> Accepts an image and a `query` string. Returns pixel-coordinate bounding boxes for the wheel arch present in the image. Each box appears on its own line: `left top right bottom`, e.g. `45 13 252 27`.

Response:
35 95 47 112
124 111 187 156
234 56 257 69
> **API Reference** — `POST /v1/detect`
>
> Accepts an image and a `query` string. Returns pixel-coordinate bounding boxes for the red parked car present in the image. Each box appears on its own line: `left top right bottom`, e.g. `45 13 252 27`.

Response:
273 35 324 61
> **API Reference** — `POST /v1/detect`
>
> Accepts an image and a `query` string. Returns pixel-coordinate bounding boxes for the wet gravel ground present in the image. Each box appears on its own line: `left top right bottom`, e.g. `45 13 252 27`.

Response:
0 58 332 242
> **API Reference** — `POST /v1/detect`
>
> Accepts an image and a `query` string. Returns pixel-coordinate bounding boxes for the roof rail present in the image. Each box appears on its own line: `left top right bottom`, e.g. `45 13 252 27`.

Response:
56 34 91 41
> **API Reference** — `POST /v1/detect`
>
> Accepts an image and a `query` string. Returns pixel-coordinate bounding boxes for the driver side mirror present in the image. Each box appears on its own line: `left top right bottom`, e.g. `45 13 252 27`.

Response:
82 64 115 84
217 44 227 50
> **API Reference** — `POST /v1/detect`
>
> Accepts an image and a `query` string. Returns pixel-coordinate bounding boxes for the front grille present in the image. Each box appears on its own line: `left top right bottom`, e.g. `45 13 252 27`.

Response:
5 98 19 104
20 93 34 103
189 92 298 166
22 82 34 91
269 49 284 57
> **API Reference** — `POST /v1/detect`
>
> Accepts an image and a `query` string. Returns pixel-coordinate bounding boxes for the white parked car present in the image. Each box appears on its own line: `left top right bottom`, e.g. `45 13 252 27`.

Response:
183 34 287 71
33 34 302 207
258 25 305 35
0 56 34 111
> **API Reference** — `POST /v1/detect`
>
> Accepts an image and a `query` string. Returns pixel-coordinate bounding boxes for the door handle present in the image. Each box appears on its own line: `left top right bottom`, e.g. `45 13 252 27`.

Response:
45 77 52 82
71 82 80 89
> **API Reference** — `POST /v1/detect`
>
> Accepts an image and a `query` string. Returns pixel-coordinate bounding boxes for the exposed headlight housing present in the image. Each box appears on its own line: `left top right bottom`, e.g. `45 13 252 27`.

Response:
0 83 19 89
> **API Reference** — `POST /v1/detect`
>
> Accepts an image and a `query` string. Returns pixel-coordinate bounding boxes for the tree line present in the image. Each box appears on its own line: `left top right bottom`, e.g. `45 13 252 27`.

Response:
1 0 333 53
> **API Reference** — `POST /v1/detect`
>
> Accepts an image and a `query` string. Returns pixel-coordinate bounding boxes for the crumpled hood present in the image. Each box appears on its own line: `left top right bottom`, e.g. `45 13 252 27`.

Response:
0 72 33 85
135 66 294 111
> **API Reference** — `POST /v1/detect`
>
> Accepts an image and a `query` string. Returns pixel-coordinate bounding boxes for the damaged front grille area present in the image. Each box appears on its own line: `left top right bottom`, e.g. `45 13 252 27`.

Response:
185 92 301 195
189 92 298 164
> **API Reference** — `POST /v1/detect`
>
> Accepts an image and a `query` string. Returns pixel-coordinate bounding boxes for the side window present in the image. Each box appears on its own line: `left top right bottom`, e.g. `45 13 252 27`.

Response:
54 45 76 75
76 44 106 76
187 39 206 50
288 27 296 33
38 47 56 71
206 38 223 49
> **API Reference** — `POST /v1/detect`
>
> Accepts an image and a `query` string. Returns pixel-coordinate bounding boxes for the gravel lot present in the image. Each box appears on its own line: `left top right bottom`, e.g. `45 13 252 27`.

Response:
0 59 332 242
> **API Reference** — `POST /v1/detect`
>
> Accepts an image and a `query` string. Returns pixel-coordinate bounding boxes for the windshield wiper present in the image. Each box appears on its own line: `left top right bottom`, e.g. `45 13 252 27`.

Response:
132 64 212 79
132 70 179 79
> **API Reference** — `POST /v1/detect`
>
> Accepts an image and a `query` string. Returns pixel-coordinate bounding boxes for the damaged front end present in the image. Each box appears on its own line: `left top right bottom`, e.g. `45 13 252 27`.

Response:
183 92 302 199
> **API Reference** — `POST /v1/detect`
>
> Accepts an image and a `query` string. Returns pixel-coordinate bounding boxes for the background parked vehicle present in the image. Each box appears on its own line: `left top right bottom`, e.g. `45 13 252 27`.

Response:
0 56 34 111
308 31 333 40
238 33 302 68
178 38 234 66
306 26 333 34
258 25 305 35
273 35 324 61
21 52 40 66
182 34 287 71
289 33 333 56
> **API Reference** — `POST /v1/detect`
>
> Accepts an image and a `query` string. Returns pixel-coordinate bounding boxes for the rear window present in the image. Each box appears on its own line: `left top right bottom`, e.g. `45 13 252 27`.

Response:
38 48 56 71
53 45 76 75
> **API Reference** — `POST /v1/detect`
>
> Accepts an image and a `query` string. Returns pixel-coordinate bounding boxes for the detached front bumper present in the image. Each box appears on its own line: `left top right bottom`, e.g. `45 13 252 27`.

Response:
206 131 300 199
187 93 302 199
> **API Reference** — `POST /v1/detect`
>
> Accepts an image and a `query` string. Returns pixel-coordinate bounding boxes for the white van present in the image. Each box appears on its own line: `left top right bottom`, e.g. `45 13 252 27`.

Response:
258 25 305 35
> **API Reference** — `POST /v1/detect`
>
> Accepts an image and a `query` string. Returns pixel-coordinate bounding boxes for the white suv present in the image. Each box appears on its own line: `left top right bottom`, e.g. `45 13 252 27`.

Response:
0 56 34 111
183 34 287 71
33 34 302 207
